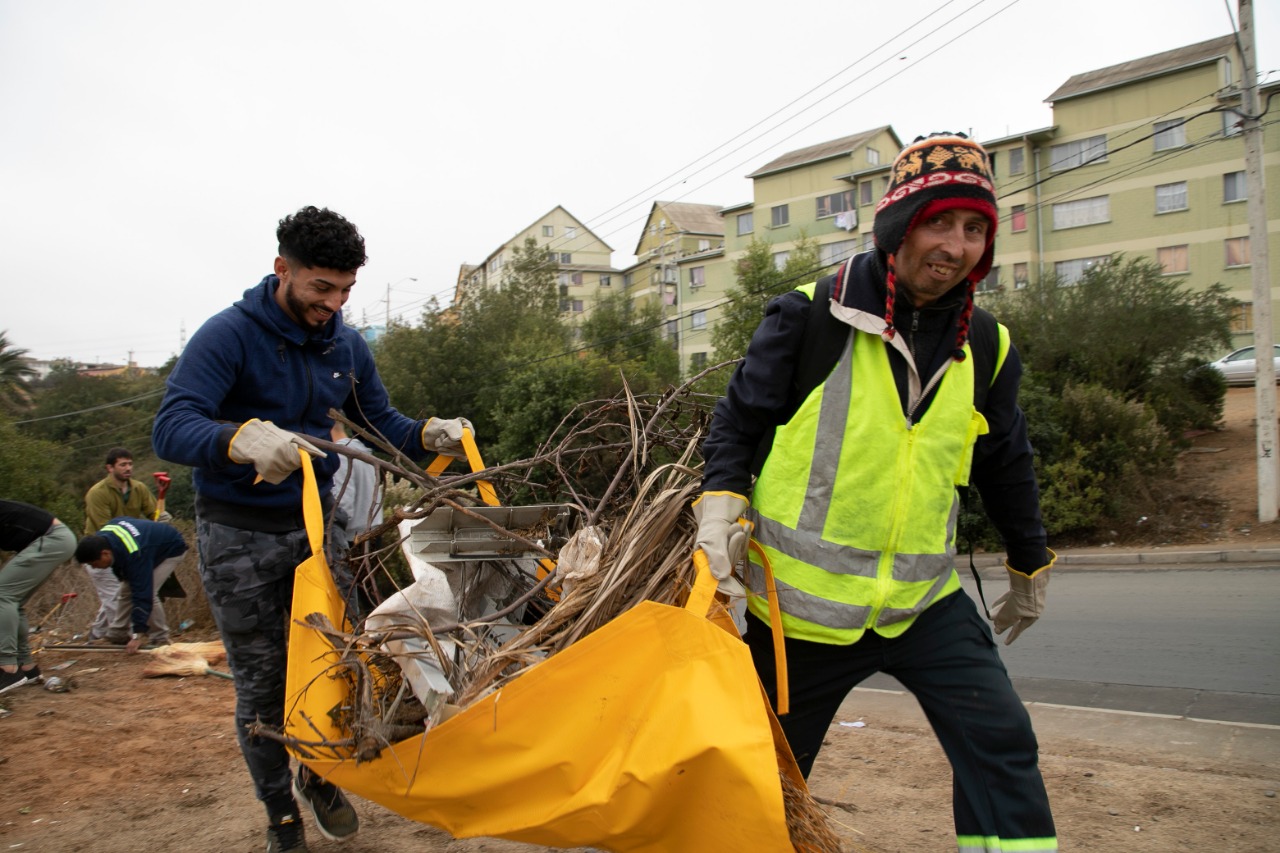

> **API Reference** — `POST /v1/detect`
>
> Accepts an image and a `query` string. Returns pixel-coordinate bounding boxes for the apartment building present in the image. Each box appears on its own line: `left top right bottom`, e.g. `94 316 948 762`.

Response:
984 34 1279 351
621 201 725 372
454 205 619 318
692 127 902 374
702 35 1278 372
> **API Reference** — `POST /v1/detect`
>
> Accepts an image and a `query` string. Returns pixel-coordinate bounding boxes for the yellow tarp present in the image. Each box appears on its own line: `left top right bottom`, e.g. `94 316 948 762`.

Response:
284 453 795 852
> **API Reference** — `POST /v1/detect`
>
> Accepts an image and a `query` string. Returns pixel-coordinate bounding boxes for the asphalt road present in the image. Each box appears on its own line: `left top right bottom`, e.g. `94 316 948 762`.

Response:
863 565 1280 726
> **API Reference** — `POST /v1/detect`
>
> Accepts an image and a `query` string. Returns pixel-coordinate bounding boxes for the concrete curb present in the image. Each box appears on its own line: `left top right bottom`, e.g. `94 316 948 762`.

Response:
969 547 1280 570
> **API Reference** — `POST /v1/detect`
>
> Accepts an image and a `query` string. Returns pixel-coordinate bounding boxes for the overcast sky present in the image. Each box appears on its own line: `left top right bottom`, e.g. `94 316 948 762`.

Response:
3 0 1277 366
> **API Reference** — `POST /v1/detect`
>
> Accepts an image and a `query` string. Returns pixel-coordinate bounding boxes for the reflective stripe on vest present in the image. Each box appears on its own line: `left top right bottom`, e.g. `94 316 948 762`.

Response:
745 321 989 644
101 523 140 553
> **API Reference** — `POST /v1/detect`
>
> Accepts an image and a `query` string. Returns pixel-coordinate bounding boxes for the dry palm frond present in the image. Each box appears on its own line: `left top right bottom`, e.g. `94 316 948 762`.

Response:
153 640 228 665
141 648 233 680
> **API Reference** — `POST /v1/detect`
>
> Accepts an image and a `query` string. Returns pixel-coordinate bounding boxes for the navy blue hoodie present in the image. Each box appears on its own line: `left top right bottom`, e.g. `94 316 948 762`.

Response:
153 276 426 527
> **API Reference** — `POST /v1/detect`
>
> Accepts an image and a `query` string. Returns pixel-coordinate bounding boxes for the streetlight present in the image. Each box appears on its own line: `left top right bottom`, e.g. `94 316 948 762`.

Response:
385 276 418 329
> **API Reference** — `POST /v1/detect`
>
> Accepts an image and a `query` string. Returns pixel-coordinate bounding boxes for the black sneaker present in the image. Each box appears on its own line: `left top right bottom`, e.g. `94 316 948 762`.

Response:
20 665 41 684
266 813 307 852
293 767 359 841
0 670 29 694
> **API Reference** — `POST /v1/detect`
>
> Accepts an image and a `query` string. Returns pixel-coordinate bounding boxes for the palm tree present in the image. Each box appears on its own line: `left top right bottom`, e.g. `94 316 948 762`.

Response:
0 330 37 411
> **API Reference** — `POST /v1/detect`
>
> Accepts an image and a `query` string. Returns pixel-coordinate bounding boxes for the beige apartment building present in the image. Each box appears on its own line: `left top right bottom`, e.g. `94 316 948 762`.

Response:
621 201 725 371
691 35 1278 375
454 206 619 318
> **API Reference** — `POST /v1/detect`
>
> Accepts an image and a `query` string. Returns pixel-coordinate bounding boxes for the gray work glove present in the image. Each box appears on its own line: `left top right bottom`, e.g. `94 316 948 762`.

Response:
989 549 1057 645
156 511 174 523
421 417 474 456
228 419 325 485
692 491 752 597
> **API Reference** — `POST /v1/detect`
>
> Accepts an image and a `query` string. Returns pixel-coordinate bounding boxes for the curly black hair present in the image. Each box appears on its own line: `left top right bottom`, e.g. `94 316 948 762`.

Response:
276 206 368 272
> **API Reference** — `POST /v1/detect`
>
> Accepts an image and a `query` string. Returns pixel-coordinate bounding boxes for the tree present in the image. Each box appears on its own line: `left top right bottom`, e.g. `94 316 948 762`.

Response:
0 330 36 412
977 254 1237 539
579 290 679 388
984 254 1233 436
712 235 824 365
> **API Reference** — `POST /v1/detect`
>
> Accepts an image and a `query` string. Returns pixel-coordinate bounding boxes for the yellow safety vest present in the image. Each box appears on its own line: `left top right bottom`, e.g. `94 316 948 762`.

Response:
746 303 997 645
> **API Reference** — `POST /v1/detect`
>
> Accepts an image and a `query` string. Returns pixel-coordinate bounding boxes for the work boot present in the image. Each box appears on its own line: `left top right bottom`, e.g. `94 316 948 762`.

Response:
293 766 359 841
265 812 307 852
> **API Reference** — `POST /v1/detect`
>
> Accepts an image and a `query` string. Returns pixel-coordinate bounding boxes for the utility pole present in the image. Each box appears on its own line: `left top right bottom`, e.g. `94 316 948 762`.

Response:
1239 0 1276 522
384 276 418 330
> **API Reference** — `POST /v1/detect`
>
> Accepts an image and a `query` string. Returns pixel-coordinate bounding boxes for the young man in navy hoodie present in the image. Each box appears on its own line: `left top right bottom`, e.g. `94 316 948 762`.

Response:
153 206 472 853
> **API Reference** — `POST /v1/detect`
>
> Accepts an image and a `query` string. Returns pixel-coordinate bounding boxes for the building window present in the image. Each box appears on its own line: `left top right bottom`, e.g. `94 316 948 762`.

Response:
487 255 502 274
1225 236 1251 267
860 181 874 206
1054 255 1109 285
862 231 876 252
866 147 880 165
772 250 790 270
690 351 708 371
1009 147 1025 175
599 274 611 287
771 204 790 227
1157 245 1189 275
570 299 584 313
565 226 577 239
1052 196 1109 230
557 272 569 286
816 190 856 218
1224 171 1247 203
1223 109 1242 137
691 309 707 330
623 272 633 287
689 266 705 287
1010 204 1027 232
1155 181 1188 213
819 239 857 267
1013 262 1029 288
737 212 754 236
542 225 554 237
1231 302 1253 333
698 238 711 251
559 253 572 263
1153 118 1187 151
1049 134 1107 171
977 266 1001 293
570 272 583 285
988 151 997 178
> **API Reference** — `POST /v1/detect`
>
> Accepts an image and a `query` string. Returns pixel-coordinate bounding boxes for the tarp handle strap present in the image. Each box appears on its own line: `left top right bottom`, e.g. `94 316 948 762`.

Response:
301 449 325 557
424 429 499 507
691 545 789 716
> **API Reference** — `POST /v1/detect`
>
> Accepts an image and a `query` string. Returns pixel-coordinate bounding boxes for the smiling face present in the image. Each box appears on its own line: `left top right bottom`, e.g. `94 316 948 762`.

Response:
273 257 357 333
892 208 991 307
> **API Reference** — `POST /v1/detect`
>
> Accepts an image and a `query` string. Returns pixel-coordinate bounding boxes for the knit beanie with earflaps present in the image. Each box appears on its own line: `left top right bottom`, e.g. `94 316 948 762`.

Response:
871 132 998 360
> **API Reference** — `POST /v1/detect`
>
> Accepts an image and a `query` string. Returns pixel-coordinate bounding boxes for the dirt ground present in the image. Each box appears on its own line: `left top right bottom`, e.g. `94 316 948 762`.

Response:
3 387 1278 852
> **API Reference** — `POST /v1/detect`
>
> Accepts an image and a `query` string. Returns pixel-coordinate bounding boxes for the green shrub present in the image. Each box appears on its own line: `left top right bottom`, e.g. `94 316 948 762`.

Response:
1039 444 1109 536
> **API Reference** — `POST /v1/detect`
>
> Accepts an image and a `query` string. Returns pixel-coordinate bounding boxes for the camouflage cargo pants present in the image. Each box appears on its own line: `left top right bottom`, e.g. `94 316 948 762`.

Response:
196 517 353 816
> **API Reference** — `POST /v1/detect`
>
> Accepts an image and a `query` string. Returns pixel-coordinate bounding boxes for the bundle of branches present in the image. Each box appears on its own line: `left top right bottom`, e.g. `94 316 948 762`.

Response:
288 372 844 850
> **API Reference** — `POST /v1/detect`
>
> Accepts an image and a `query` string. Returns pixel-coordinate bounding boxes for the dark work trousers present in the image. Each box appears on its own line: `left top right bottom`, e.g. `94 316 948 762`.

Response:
196 518 354 819
745 590 1057 848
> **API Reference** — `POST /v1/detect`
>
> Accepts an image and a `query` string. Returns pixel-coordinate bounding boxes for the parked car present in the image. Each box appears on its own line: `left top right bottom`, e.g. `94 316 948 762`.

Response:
1207 345 1280 385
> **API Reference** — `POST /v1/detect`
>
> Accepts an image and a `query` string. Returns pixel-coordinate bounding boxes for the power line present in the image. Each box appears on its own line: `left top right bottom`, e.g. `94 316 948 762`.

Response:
11 388 166 424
